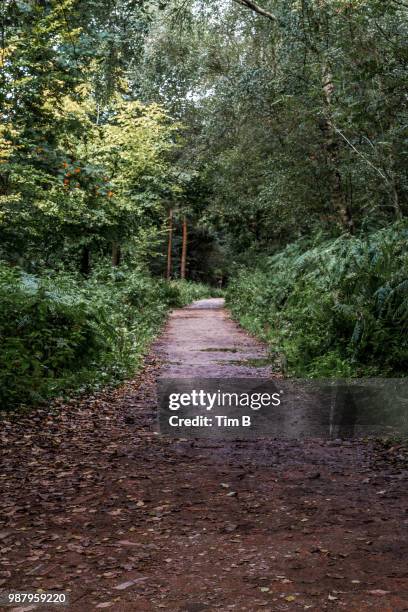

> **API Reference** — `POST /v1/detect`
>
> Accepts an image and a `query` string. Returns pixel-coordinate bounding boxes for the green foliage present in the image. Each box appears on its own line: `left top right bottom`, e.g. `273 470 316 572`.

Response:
0 0 181 271
141 0 408 249
0 88 178 267
227 222 408 377
170 280 223 305
0 0 224 411
0 264 186 409
2 0 408 402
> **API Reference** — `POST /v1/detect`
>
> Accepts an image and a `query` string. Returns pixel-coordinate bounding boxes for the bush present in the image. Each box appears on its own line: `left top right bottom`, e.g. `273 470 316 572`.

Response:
0 265 215 409
0 268 103 407
227 222 408 377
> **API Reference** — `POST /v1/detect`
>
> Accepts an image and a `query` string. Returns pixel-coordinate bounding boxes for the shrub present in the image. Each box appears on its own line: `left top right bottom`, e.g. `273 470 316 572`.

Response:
227 222 408 377
0 266 216 409
0 267 109 407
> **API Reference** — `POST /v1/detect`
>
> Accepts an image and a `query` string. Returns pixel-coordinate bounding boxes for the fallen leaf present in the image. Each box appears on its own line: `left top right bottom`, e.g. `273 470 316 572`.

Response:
114 577 148 590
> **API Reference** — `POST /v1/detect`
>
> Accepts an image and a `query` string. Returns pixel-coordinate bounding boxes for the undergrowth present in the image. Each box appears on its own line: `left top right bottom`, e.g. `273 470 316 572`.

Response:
0 265 214 410
170 280 224 304
227 222 408 377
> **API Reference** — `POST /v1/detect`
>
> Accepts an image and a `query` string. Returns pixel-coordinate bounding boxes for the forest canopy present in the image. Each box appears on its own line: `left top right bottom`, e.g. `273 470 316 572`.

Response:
2 0 408 265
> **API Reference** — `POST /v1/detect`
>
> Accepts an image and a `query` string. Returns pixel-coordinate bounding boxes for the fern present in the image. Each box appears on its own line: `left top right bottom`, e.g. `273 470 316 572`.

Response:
227 221 408 377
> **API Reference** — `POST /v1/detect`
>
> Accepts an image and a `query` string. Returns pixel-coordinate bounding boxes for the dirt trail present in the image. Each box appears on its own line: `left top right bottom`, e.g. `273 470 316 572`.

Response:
156 298 274 378
1 300 408 611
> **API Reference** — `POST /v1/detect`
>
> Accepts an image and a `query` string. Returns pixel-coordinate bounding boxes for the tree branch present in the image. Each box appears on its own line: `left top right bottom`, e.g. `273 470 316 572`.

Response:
232 0 277 22
332 125 388 182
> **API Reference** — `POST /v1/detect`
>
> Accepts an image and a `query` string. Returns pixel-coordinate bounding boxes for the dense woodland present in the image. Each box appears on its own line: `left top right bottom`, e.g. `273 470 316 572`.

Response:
1 0 408 407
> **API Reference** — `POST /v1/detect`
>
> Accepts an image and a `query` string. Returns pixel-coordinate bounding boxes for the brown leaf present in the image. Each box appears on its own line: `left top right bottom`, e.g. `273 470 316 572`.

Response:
114 577 148 590
108 509 122 516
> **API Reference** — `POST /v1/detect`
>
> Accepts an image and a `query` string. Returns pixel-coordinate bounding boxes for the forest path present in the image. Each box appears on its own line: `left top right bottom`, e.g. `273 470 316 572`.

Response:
1 301 408 611
155 297 274 378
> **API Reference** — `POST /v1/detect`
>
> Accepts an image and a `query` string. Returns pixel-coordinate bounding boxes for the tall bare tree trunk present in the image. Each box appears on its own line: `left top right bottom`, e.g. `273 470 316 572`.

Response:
321 64 354 233
112 242 121 267
180 216 187 280
166 208 173 280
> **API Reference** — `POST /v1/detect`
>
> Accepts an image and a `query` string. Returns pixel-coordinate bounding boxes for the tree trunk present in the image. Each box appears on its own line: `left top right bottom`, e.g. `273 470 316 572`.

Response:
80 245 91 276
112 242 121 267
166 208 173 280
321 64 354 233
180 216 187 280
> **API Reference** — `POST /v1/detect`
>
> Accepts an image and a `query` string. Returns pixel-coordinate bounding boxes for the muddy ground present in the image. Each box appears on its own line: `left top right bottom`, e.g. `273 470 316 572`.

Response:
1 300 408 611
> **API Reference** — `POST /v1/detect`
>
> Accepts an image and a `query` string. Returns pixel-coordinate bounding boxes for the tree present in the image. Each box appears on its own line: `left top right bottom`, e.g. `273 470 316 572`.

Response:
0 0 180 272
